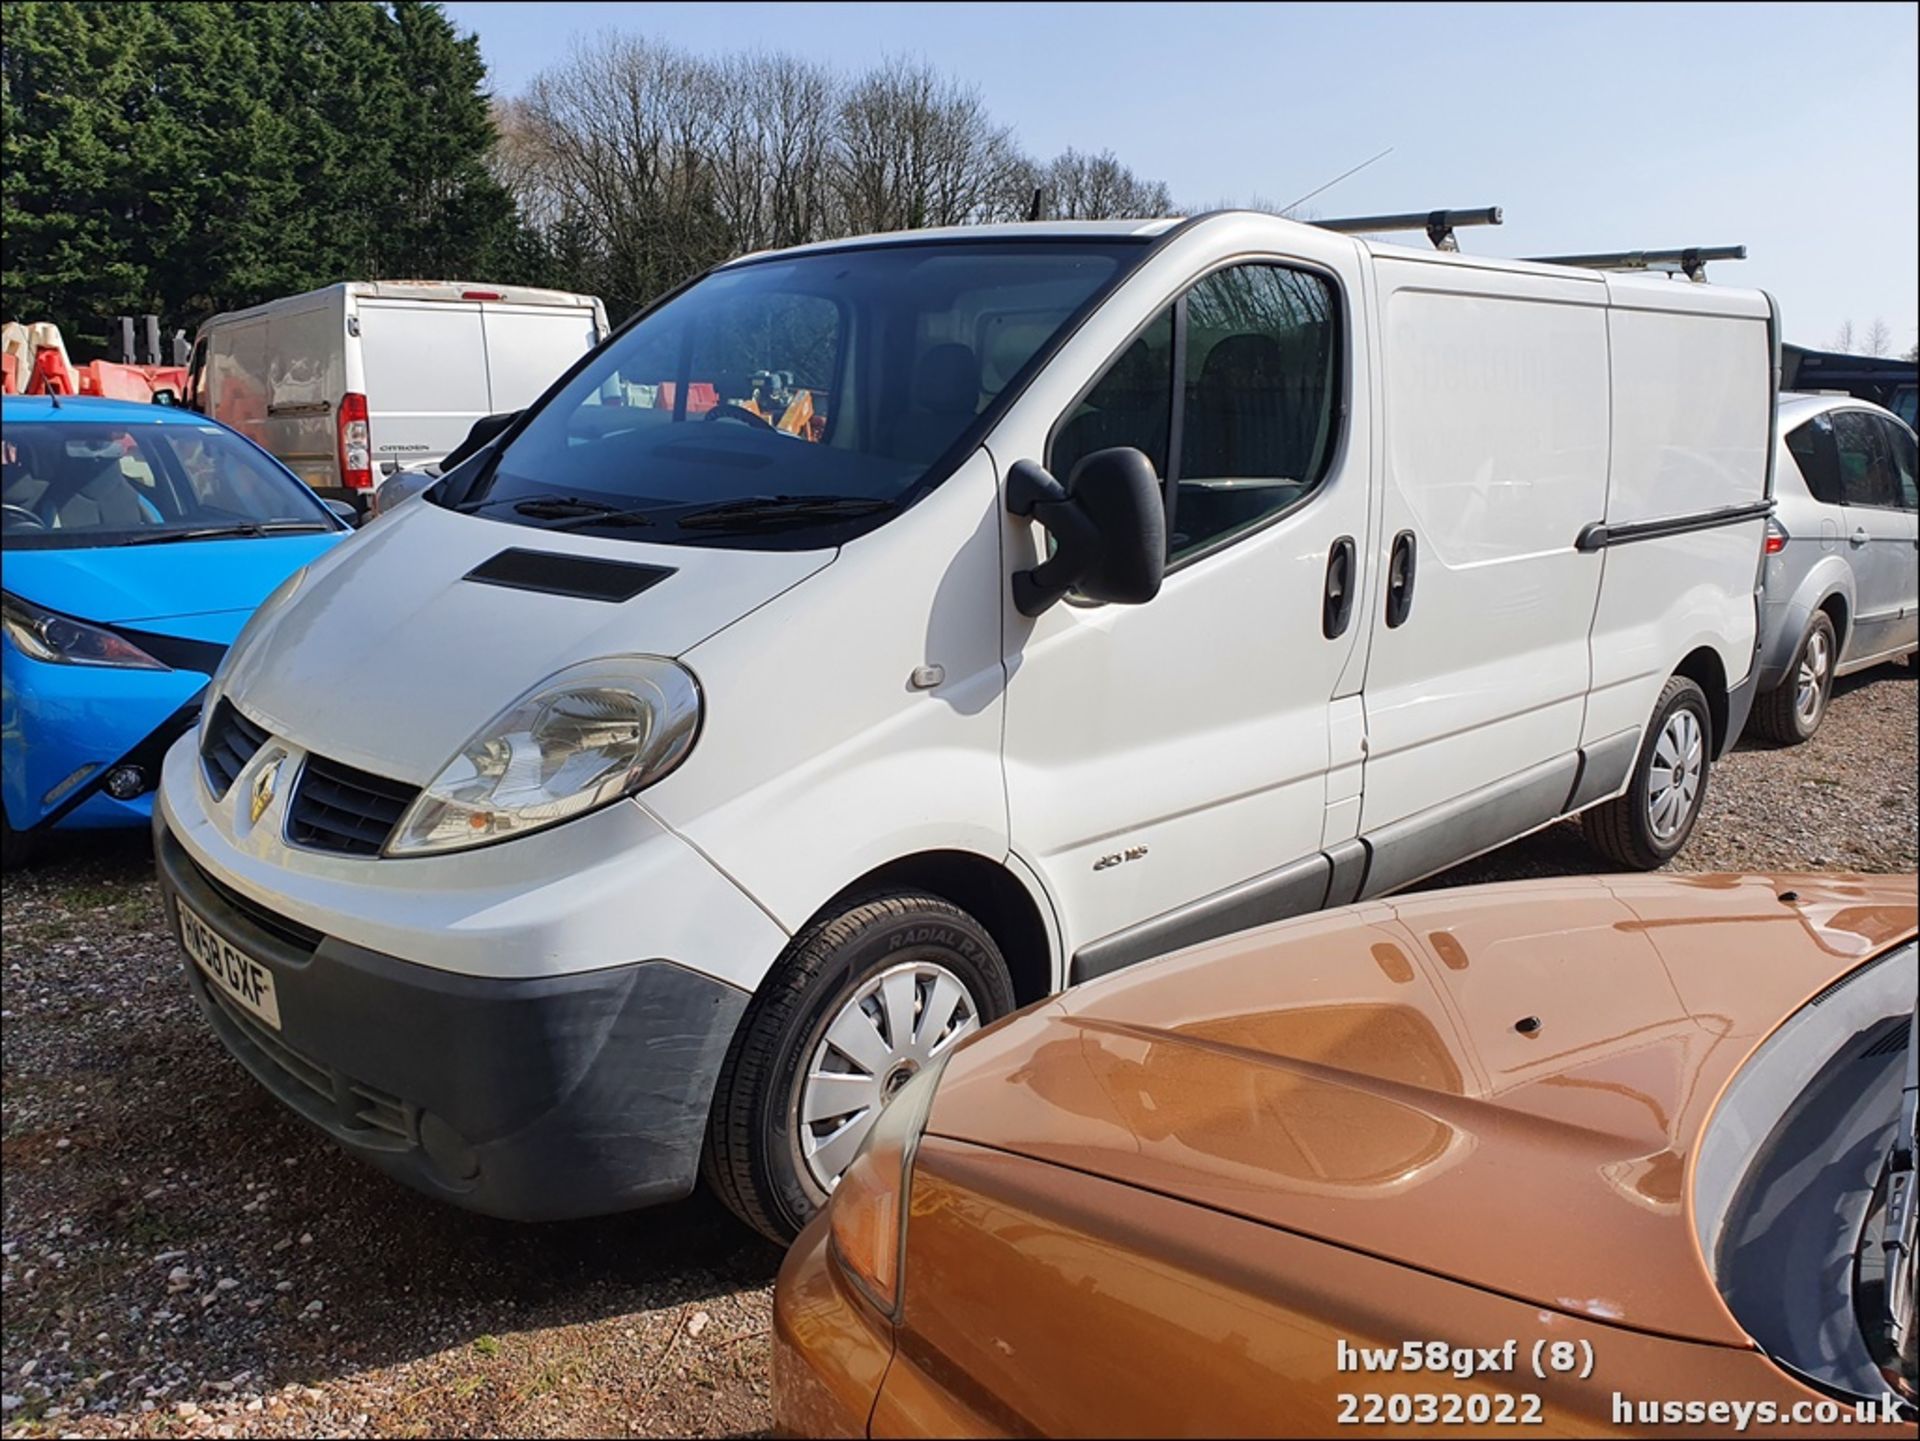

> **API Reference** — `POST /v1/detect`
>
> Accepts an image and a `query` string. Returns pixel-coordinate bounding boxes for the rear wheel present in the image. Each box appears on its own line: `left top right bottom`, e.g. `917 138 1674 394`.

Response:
1583 675 1712 870
1750 612 1836 745
701 890 1015 1243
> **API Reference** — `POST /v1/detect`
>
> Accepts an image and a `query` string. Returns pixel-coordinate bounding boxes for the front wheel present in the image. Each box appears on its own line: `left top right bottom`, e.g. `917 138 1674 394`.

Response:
701 890 1015 1243
1582 675 1713 870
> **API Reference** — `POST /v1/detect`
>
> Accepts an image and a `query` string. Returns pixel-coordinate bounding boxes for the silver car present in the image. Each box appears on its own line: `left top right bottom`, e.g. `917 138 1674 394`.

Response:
1751 392 1919 743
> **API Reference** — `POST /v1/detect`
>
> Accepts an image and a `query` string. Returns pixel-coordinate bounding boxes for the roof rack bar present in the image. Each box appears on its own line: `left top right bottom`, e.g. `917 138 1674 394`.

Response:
1315 206 1503 252
1527 244 1747 282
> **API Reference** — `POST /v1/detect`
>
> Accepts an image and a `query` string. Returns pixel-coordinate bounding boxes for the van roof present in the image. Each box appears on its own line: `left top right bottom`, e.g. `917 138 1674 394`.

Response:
726 214 1765 302
725 217 1184 265
200 280 602 328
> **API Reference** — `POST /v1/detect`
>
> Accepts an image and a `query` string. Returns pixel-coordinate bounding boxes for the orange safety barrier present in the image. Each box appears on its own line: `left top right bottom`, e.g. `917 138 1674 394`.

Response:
77 361 188 402
656 381 720 414
27 348 77 395
4 321 186 404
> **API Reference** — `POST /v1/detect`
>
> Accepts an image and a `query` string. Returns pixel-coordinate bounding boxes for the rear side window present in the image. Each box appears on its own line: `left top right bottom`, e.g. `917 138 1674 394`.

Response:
1832 410 1904 509
1885 420 1918 511
1049 262 1341 566
1785 414 1844 505
1892 386 1917 430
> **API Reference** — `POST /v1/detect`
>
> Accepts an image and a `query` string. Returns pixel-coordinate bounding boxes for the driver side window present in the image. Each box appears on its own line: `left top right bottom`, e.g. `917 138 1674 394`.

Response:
1049 262 1341 564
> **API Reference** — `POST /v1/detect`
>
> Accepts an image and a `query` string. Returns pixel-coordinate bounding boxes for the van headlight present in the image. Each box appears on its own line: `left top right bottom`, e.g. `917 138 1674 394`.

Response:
386 656 700 856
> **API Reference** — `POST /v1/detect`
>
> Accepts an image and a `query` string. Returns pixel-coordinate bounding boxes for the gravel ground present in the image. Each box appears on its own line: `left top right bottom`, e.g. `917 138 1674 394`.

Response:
3 665 1914 1439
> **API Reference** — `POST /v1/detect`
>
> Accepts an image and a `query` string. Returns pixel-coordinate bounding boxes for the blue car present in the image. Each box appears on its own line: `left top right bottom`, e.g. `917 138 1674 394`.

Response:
2 396 350 865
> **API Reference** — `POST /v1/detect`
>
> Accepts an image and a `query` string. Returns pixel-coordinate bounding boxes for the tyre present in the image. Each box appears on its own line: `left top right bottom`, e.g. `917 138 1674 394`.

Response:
1583 674 1713 870
1749 612 1836 745
702 890 1016 1243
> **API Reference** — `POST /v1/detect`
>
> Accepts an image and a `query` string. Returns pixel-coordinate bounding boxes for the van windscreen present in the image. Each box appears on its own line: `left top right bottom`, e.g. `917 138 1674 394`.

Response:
453 241 1141 545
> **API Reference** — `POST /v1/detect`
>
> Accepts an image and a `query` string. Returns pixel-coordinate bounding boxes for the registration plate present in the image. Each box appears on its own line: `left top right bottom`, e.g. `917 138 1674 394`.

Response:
179 900 282 1030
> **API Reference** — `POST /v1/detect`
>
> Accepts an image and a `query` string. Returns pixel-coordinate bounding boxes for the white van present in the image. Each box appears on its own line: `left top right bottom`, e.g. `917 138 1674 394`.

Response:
153 214 1777 1241
186 281 609 506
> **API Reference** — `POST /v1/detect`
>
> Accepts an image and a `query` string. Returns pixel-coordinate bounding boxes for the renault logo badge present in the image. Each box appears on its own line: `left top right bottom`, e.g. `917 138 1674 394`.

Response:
248 757 282 825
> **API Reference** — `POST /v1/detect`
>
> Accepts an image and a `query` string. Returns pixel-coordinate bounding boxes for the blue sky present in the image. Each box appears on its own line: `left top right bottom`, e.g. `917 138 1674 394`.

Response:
445 1 1919 353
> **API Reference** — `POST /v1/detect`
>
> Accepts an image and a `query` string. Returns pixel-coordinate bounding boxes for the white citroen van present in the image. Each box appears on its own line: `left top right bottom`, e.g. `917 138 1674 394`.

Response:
186 281 608 507
154 213 1777 1241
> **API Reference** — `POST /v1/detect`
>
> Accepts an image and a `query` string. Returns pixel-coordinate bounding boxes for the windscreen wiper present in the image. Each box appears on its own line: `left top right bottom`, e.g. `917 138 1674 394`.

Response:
121 521 333 545
540 505 656 532
456 493 608 517
675 495 896 530
454 494 653 529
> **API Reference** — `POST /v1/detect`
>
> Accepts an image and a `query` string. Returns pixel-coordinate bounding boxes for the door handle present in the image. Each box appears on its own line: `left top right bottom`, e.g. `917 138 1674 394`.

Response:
1323 535 1357 639
1385 529 1417 628
1850 527 1870 547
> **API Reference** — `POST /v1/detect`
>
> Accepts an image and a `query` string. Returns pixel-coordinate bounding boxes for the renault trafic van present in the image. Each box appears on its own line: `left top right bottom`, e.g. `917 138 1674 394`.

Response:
153 213 1777 1241
185 281 609 508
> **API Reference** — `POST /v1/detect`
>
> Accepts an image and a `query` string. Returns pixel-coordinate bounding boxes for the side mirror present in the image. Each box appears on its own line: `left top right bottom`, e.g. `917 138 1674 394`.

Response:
1007 448 1166 616
322 498 363 528
149 388 178 407
366 466 439 520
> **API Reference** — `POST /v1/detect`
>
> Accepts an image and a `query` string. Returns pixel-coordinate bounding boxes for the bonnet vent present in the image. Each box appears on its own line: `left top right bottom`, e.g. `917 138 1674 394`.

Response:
462 548 674 603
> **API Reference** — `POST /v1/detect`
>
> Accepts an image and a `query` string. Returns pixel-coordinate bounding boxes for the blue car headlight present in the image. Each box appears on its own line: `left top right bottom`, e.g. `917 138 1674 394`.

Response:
0 593 168 671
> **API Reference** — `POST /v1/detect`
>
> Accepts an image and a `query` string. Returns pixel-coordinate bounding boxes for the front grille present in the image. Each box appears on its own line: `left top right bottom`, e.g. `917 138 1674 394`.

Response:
209 986 332 1105
202 984 415 1147
350 1085 412 1141
188 857 323 954
287 755 420 856
199 700 269 799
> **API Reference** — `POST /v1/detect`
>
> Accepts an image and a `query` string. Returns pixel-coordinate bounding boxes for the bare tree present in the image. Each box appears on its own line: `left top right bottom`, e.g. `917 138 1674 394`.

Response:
1864 318 1893 357
834 59 1024 233
705 53 840 254
511 33 733 312
1834 319 1856 352
1033 148 1173 220
489 97 568 235
493 34 1198 313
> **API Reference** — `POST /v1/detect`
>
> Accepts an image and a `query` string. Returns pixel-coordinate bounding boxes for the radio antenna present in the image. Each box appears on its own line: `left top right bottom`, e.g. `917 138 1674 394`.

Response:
1280 146 1394 217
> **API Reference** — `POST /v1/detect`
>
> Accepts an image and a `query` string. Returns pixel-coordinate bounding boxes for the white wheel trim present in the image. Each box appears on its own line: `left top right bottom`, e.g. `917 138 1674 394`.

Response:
1794 627 1831 726
798 960 980 1193
1646 707 1704 843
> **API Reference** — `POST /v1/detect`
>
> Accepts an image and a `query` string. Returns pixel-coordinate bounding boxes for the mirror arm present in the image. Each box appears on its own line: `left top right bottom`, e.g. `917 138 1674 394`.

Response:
1008 459 1101 617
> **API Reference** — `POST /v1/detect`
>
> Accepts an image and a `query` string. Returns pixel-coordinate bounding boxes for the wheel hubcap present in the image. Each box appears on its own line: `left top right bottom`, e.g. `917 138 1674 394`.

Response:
798 961 980 1193
1795 630 1830 725
1646 708 1704 843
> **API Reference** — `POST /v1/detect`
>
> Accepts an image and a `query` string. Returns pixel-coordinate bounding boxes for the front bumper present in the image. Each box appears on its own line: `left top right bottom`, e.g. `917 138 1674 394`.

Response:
156 815 750 1220
2 650 205 833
